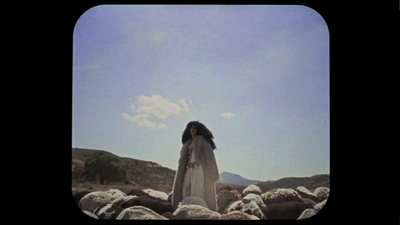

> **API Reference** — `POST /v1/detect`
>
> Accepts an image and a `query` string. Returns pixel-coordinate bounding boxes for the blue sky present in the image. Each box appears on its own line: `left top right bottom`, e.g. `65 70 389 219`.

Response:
72 5 329 181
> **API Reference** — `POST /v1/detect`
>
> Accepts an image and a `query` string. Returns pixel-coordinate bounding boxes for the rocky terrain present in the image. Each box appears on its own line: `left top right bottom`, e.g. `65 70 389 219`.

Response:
72 148 329 220
72 148 176 192
74 184 329 220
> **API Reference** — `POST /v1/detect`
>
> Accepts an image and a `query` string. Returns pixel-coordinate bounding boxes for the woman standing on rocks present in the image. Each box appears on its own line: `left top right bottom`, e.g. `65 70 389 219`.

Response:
171 121 220 211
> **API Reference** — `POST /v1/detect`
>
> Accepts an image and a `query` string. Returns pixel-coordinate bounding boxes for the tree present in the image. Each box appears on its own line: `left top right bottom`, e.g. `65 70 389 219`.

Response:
83 152 126 185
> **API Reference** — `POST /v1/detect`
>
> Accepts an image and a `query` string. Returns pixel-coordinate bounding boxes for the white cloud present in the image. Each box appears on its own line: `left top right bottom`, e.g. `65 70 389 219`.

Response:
221 112 235 118
121 113 166 130
122 95 191 130
178 99 190 113
136 95 190 119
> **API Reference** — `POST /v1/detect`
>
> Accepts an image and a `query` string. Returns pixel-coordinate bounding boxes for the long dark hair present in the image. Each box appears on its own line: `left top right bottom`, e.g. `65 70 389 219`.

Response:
181 121 216 150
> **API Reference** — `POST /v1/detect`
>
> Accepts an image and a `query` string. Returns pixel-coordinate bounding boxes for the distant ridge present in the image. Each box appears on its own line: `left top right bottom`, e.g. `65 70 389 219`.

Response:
256 174 330 191
219 171 265 186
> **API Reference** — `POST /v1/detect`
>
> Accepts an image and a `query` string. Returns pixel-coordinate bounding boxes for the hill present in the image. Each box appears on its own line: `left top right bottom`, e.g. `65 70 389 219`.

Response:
220 171 265 186
72 148 176 192
256 174 330 192
219 172 329 192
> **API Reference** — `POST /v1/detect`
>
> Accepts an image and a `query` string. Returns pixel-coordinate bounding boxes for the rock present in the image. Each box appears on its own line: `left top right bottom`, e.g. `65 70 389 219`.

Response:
97 203 123 220
161 211 173 219
218 211 260 220
78 191 110 213
301 198 317 207
78 189 125 214
217 190 240 214
261 188 303 205
167 192 172 202
82 210 98 219
297 208 318 220
171 205 221 220
296 186 319 202
242 184 262 196
314 187 329 202
111 195 137 208
105 189 126 197
143 189 168 201
116 206 168 220
297 198 328 220
243 193 264 207
180 196 209 209
127 187 148 197
230 189 242 199
216 184 233 193
120 194 175 215
267 201 311 220
73 191 91 205
242 193 269 219
225 200 266 220
314 199 327 211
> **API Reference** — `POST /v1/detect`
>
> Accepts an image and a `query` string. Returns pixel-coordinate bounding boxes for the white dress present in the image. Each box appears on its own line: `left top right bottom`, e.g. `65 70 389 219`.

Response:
182 139 205 199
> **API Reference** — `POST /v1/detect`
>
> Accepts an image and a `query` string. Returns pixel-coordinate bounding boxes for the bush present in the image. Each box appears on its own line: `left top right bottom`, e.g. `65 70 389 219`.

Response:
83 152 126 184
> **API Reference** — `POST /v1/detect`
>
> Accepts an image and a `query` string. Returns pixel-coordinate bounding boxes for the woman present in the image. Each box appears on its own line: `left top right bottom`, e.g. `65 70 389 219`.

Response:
171 121 220 211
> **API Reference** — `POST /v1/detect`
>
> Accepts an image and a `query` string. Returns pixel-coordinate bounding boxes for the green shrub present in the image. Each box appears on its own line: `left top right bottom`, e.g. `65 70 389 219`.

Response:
83 152 126 185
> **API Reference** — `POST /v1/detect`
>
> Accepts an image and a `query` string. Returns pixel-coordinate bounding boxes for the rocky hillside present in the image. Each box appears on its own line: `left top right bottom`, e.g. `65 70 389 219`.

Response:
72 148 176 191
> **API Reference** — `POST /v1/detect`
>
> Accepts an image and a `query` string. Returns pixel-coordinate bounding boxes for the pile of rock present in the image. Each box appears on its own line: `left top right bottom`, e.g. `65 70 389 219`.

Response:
75 184 329 220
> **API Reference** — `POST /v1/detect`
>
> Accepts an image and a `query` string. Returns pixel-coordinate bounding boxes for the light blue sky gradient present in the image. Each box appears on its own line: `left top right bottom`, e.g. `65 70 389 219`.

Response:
73 5 329 181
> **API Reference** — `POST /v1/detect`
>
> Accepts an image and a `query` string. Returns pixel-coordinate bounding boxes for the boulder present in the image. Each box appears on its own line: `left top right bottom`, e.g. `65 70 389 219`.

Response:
218 211 260 220
82 210 98 219
314 187 329 202
127 187 148 197
301 198 317 207
296 186 319 202
230 189 242 199
142 189 168 201
161 211 173 219
267 201 311 220
167 192 172 202
261 188 303 205
73 191 91 205
171 205 221 220
225 200 266 220
297 198 328 220
180 196 209 209
242 184 262 196
242 193 264 207
314 199 327 211
111 195 137 208
297 208 318 220
105 189 126 197
78 191 110 213
217 190 240 214
97 203 123 220
242 193 269 219
216 183 234 193
120 194 175 215
78 189 126 214
116 206 168 220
